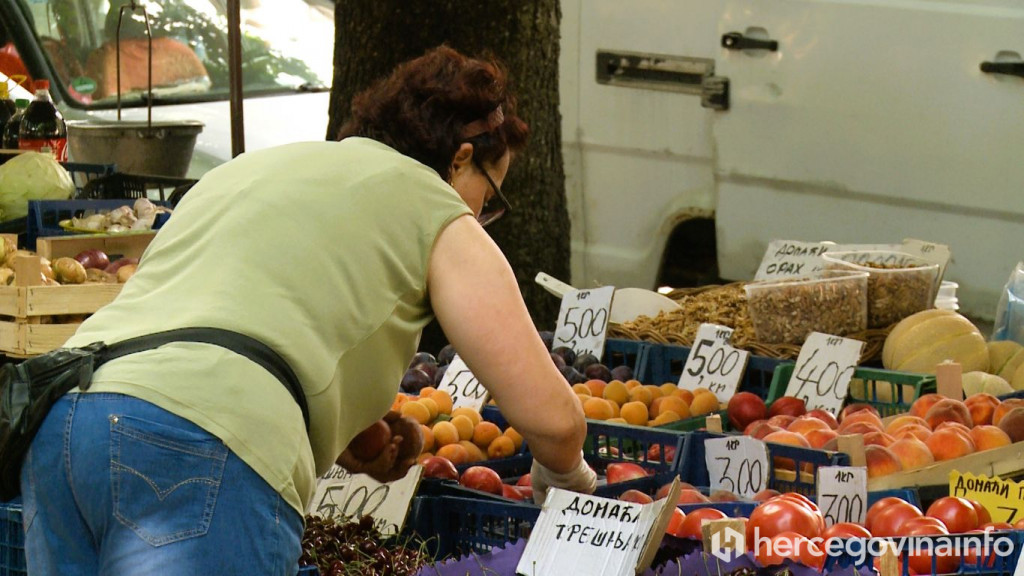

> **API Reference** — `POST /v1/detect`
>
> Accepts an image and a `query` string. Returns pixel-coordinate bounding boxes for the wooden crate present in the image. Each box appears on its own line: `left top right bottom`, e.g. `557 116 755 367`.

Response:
0 233 154 357
867 440 1024 491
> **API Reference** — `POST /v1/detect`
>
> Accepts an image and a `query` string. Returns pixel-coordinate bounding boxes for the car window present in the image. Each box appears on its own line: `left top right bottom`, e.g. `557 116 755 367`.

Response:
26 0 332 107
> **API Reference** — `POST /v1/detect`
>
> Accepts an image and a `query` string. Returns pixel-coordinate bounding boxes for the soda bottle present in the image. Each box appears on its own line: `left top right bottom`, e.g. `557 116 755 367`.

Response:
18 79 67 161
2 98 29 150
0 82 15 131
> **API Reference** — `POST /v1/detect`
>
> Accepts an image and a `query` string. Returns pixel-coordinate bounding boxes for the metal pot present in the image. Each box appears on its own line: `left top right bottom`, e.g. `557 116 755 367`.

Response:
66 120 203 178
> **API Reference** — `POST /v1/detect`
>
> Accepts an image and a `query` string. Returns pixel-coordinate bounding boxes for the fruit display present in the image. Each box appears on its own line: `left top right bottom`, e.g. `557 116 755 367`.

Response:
882 309 989 374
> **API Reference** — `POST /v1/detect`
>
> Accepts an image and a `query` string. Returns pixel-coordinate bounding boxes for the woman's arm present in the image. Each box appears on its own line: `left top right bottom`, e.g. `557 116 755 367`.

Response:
427 215 586 474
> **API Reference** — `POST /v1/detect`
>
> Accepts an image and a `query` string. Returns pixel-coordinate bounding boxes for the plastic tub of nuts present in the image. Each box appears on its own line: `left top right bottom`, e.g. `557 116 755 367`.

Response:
821 250 940 329
744 270 869 345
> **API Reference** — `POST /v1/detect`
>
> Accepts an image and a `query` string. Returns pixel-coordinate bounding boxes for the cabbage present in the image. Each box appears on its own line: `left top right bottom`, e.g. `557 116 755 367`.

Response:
0 152 75 221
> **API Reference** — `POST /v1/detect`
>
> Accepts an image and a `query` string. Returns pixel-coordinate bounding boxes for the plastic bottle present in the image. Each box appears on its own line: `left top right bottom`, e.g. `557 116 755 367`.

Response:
0 83 15 132
2 98 29 150
18 79 67 161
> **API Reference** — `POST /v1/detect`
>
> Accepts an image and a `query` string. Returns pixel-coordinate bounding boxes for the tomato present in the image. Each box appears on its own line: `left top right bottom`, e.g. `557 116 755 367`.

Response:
979 521 1013 531
746 497 824 542
967 499 991 526
665 507 687 538
821 522 872 558
900 517 958 575
870 501 923 537
963 528 999 569
1015 519 1024 530
865 497 908 531
774 493 826 533
926 497 980 533
677 507 728 541
755 531 825 570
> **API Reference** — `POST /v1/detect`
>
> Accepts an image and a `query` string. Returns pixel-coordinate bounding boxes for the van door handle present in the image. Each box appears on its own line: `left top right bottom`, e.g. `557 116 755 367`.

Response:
980 61 1024 78
721 32 778 52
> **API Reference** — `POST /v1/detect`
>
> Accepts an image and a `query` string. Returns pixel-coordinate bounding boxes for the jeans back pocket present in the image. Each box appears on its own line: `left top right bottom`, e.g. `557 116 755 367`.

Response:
111 414 228 546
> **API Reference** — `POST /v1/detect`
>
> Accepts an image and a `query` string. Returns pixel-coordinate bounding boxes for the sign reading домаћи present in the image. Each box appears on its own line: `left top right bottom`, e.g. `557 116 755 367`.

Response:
754 240 835 281
517 480 680 576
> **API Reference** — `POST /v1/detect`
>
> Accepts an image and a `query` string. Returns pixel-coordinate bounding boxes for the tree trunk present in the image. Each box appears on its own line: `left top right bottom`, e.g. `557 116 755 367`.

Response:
329 1 568 353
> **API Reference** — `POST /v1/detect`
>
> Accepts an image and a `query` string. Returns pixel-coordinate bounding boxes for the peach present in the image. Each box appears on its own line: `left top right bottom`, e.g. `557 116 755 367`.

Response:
767 414 797 429
926 428 976 461
788 416 832 436
970 425 1013 452
747 422 783 440
838 410 885 433
865 445 903 478
993 399 1024 427
996 406 1024 443
924 399 973 429
910 393 945 419
805 428 839 449
763 430 812 472
885 415 930 435
965 393 1001 426
893 424 932 442
806 409 840 430
839 403 879 423
888 436 935 472
862 430 897 448
839 421 885 436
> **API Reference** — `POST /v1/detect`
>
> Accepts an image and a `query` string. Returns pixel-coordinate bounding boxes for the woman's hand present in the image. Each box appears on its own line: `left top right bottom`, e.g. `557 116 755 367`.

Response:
336 411 420 483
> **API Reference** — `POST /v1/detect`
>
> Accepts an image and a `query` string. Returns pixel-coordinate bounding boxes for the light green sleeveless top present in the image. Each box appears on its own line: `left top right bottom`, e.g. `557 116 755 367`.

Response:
65 138 472 515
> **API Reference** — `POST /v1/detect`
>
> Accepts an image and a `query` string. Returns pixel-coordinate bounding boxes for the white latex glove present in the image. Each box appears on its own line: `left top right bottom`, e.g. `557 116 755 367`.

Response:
531 452 597 506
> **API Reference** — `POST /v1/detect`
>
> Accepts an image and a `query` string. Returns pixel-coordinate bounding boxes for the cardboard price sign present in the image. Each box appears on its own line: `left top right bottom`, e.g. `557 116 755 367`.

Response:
753 240 834 281
308 465 423 536
437 354 489 411
517 479 680 576
817 466 868 527
950 471 1024 525
785 332 864 415
553 286 615 361
677 324 750 403
705 436 770 499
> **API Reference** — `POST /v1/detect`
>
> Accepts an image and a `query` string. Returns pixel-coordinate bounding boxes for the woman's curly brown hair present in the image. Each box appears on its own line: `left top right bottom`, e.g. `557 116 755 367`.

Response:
336 45 529 181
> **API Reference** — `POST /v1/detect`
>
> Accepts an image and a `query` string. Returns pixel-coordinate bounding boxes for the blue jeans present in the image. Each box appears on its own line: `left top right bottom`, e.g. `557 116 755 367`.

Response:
20 393 304 575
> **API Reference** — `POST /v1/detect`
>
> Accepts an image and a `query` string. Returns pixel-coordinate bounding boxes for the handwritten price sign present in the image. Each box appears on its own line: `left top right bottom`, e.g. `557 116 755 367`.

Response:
817 466 867 526
705 436 770 498
437 354 489 411
308 465 423 536
678 324 749 403
553 286 615 361
785 332 864 415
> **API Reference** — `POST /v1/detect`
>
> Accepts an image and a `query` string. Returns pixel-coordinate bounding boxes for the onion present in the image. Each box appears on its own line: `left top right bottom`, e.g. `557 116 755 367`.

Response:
105 257 139 275
52 257 87 284
73 249 110 270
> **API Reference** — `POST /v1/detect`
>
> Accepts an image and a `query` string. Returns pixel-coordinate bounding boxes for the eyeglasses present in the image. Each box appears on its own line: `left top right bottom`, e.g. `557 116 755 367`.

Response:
473 158 511 227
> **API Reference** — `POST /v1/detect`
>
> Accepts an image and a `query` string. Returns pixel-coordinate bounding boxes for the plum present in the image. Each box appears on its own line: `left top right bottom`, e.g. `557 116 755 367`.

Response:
550 352 566 370
399 368 432 393
433 364 448 386
408 352 437 369
573 353 600 372
611 365 634 382
411 361 437 382
437 344 456 367
583 363 613 383
538 330 555 351
551 346 577 368
559 365 586 385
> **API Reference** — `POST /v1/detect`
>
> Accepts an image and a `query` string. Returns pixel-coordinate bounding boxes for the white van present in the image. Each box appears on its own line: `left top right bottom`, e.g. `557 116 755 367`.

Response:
0 0 332 177
559 0 1024 319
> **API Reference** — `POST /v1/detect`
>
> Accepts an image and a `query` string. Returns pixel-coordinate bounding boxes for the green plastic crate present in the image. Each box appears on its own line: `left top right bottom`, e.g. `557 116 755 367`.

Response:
767 363 936 417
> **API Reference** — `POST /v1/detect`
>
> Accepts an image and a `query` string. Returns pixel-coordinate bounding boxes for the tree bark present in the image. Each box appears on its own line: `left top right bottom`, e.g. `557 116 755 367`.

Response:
330 1 568 353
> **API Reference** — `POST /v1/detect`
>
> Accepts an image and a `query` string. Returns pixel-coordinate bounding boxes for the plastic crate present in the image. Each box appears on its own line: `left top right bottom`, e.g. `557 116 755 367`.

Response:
602 338 650 378
767 364 936 418
824 531 1024 575
0 163 115 242
296 567 318 576
644 343 786 398
409 495 539 559
25 198 170 250
677 430 849 497
0 500 25 576
75 172 197 204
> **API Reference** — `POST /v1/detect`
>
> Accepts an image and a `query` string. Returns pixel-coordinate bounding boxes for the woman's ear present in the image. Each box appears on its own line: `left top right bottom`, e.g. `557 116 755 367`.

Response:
450 142 475 179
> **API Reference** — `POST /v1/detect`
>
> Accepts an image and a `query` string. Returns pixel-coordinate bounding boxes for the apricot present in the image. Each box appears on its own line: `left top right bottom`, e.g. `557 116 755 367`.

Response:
451 407 482 426
650 410 682 426
607 417 628 424
654 396 691 420
400 400 432 425
418 396 440 422
644 385 665 400
503 427 524 451
487 435 516 459
993 399 1024 427
620 401 650 427
865 445 903 478
628 386 654 407
926 428 976 461
909 393 945 419
391 393 412 412
603 380 630 406
689 392 720 416
885 415 930 435
432 421 460 447
450 415 475 441
426 390 454 416
888 436 935 472
964 393 1000 426
472 421 502 449
585 379 607 398
435 442 469 465
583 397 615 421
420 424 435 453
970 425 1013 451
923 398 972 429
624 379 643 390
996 407 1024 443
458 440 487 463
659 383 679 397
572 383 592 396
673 388 695 405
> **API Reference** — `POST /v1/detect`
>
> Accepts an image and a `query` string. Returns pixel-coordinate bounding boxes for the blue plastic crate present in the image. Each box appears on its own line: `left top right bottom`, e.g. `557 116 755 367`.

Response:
824 531 1024 575
677 430 849 497
408 495 539 559
0 500 25 576
643 343 785 399
25 198 170 250
602 338 650 378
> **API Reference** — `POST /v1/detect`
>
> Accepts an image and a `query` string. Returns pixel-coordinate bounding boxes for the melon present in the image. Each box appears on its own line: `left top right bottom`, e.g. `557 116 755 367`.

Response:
882 309 989 374
988 340 1024 382
962 371 1013 397
1014 362 1024 392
